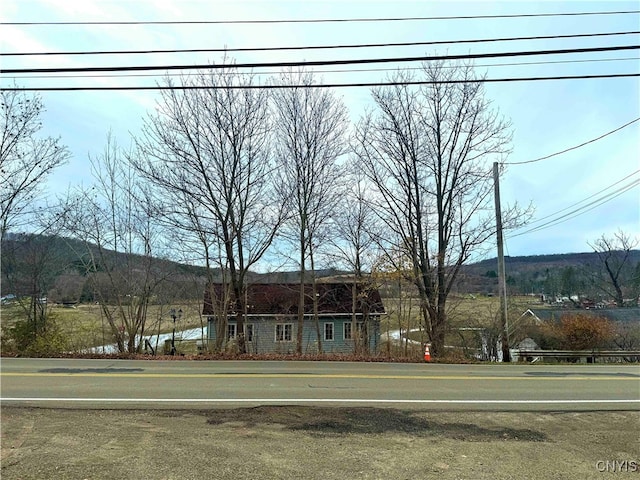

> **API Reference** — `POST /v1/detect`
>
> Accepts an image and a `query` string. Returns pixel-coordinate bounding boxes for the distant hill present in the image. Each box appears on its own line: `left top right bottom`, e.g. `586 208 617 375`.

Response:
1 232 210 276
0 233 212 302
2 232 637 300
251 268 350 284
458 251 640 295
0 234 350 302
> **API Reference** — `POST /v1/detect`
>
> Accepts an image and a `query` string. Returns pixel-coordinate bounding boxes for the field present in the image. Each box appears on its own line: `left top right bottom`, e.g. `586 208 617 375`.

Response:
0 301 207 353
0 294 545 357
380 294 544 356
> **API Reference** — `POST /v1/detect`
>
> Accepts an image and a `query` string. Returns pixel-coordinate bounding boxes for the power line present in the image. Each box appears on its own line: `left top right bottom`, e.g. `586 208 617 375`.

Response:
505 117 640 165
507 177 639 238
3 31 638 57
4 57 638 81
2 45 638 74
3 10 638 25
2 73 638 92
521 170 640 227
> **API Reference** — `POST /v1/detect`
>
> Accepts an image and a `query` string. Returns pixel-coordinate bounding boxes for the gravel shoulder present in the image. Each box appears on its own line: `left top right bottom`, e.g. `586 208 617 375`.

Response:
1 406 639 480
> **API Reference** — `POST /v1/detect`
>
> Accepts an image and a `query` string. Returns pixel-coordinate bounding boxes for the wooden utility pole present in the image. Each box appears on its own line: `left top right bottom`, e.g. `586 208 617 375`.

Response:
493 162 511 362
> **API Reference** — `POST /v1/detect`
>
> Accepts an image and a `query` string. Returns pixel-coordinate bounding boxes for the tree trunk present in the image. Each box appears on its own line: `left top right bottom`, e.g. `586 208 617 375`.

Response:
352 280 358 354
605 258 625 307
231 280 246 354
296 234 305 355
430 309 447 358
310 251 322 354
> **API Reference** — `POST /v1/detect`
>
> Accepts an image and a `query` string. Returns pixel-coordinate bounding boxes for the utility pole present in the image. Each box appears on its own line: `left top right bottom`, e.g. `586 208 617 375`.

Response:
493 162 511 362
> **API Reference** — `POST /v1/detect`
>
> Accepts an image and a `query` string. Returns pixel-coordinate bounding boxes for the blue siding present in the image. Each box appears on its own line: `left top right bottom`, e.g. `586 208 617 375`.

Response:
207 315 380 354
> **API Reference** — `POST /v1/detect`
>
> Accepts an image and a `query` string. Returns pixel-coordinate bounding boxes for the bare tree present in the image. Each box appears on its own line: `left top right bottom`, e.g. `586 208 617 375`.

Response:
1 226 67 346
0 89 69 240
160 194 233 352
589 230 639 307
353 61 524 358
328 172 382 353
132 64 281 354
371 247 421 357
272 69 350 354
65 134 167 353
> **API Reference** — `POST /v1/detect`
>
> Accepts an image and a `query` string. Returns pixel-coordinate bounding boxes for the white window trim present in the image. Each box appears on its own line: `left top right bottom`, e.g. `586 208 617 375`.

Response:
324 322 334 341
227 323 237 340
345 321 366 340
275 323 293 342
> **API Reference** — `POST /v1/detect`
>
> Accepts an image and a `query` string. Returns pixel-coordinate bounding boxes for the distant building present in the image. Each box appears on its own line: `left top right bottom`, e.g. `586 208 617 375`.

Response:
202 283 385 354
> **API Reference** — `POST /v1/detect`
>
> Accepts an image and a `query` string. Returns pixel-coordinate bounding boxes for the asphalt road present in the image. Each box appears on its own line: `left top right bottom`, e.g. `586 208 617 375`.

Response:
1 358 639 411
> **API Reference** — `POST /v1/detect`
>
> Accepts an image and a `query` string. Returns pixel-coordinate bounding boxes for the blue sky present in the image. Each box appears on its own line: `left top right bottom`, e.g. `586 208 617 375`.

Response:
1 0 638 258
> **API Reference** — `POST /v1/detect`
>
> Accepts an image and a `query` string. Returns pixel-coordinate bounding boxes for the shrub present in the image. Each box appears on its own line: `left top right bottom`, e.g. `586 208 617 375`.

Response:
535 313 615 351
2 316 69 356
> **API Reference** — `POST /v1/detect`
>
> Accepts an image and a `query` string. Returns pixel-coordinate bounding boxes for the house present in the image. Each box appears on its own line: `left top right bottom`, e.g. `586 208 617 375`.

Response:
202 282 385 354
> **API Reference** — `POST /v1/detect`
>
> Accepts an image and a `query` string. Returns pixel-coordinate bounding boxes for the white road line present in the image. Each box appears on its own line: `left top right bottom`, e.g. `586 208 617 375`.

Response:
1 398 639 404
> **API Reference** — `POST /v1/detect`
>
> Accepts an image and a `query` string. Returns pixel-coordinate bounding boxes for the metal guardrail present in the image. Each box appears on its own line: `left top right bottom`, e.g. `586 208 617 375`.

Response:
517 350 640 359
514 350 640 362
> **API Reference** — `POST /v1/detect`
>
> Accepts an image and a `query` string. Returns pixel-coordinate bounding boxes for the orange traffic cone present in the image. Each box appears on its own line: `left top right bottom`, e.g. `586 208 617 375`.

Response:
424 343 431 362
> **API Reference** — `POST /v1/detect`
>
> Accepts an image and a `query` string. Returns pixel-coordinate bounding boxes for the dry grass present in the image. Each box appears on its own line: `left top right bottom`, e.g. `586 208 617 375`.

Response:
381 294 543 332
1 294 545 355
380 294 546 358
0 300 207 351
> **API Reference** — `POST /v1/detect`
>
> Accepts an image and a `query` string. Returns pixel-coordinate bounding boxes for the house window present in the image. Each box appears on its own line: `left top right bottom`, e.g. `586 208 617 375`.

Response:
324 322 334 341
344 322 365 340
246 323 254 342
275 323 293 342
227 323 237 340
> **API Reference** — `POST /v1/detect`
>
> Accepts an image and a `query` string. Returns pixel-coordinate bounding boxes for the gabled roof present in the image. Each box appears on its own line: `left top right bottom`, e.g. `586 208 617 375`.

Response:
525 308 640 323
203 282 385 316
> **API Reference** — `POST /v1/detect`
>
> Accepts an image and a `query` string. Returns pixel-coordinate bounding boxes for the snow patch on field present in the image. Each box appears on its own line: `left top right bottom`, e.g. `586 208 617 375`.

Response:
86 327 206 354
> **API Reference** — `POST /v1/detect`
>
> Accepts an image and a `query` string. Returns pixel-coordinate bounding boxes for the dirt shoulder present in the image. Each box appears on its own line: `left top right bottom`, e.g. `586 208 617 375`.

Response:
2 406 639 480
